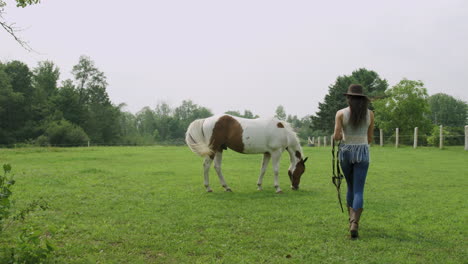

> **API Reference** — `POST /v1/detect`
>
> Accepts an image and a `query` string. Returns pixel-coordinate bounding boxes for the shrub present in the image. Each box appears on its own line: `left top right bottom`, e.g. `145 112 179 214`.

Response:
427 126 465 146
0 164 54 263
38 120 89 147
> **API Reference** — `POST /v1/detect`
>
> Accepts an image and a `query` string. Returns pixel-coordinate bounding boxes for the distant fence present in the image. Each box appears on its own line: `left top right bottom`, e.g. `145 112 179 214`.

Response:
308 125 468 151
3 126 468 150
1 140 187 148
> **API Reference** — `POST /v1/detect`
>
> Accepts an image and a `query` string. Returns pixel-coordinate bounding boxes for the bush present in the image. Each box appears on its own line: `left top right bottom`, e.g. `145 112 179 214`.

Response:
36 135 50 147
37 120 89 147
427 126 465 146
0 164 54 263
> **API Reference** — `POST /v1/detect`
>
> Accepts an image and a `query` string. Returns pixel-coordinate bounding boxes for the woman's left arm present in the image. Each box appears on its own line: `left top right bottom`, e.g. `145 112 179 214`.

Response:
333 110 343 141
368 110 375 144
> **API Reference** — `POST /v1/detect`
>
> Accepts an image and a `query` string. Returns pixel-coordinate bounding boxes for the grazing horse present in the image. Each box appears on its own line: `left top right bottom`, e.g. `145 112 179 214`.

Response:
185 115 308 193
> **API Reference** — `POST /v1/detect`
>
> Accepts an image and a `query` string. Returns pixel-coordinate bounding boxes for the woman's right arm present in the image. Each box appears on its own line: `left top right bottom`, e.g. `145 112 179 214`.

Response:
333 110 343 141
367 110 375 144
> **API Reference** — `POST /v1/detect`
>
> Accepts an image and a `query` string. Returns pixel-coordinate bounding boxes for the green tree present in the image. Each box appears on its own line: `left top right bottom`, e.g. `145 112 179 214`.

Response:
136 107 157 137
296 116 316 141
275 105 286 120
117 106 140 145
33 61 60 98
174 100 212 123
153 102 174 142
52 79 88 127
173 100 212 139
29 61 61 138
374 79 432 143
70 56 120 144
242 110 258 119
1 61 34 141
225 110 241 117
311 68 388 133
428 93 467 127
0 64 24 145
72 55 107 105
225 109 259 119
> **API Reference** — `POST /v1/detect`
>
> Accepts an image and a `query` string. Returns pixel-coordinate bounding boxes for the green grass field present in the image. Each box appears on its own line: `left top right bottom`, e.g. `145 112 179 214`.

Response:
0 146 466 263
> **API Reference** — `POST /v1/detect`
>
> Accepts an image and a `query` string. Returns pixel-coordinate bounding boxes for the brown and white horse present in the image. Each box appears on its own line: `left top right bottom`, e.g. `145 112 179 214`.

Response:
185 115 308 193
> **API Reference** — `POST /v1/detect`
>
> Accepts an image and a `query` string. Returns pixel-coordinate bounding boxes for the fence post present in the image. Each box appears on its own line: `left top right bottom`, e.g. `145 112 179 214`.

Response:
465 125 468 151
330 135 333 147
413 127 418 149
318 136 321 147
395 128 399 148
323 136 327 147
380 129 383 147
439 125 443 149
88 141 90 147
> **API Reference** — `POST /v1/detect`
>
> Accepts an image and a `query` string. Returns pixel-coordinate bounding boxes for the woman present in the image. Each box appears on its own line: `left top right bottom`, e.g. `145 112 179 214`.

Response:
333 84 374 239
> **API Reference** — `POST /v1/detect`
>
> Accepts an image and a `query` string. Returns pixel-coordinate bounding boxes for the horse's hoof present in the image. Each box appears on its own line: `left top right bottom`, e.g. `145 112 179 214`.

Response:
276 190 283 194
207 189 213 192
225 188 232 192
257 187 263 191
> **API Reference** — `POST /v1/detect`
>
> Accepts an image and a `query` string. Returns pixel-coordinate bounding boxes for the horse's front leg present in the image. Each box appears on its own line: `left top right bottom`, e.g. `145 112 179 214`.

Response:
203 156 213 192
271 151 283 194
214 151 232 192
257 152 271 190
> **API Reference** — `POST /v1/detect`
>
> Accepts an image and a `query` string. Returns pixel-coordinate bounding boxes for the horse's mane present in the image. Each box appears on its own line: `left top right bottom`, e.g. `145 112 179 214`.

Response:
277 119 302 151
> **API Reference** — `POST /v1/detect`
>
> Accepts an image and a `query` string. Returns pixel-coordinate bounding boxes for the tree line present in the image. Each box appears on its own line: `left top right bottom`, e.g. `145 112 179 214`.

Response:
0 57 466 147
311 68 467 145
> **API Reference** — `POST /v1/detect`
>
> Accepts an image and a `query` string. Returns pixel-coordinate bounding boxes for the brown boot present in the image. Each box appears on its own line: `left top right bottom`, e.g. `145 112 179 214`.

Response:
349 208 363 239
347 206 351 227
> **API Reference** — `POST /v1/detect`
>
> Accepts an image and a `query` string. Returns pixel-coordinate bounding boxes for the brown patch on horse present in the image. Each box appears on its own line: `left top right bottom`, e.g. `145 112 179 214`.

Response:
209 115 245 155
277 122 284 128
290 156 308 190
295 151 302 159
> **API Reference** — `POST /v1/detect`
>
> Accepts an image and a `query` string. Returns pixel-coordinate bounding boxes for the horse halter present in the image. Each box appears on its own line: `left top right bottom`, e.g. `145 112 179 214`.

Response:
332 140 345 213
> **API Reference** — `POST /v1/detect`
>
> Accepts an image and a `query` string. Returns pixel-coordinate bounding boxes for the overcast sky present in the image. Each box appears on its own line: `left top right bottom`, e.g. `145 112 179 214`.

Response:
2 0 467 118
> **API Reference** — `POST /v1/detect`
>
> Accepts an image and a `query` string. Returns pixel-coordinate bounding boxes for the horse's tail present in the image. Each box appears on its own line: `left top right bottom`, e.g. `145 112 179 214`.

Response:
185 119 213 157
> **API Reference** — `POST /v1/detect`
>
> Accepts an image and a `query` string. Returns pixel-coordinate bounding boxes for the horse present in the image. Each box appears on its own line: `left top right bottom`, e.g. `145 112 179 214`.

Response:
185 114 308 193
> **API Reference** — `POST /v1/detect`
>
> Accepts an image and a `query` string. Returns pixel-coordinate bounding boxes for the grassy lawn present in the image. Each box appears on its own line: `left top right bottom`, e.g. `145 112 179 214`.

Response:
0 146 466 263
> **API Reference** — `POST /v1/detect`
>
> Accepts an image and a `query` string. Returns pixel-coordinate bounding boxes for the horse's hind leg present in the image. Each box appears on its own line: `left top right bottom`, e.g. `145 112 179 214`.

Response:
214 151 232 192
257 152 271 190
203 157 213 192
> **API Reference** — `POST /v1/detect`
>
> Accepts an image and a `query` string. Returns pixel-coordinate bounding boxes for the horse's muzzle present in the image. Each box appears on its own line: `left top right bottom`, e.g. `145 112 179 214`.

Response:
291 185 299 190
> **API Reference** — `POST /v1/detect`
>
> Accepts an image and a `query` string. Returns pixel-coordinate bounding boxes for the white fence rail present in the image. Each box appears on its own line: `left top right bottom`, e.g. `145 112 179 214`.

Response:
312 125 468 151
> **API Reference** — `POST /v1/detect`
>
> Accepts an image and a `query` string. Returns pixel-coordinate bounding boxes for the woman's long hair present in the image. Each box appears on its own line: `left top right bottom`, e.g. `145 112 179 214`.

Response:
347 95 370 127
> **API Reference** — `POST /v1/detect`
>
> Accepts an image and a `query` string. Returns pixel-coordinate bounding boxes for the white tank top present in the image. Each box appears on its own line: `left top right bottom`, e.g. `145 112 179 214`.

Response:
342 107 370 145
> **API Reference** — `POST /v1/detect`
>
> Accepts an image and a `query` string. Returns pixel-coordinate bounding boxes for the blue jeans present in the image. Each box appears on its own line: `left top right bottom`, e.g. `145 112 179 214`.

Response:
340 150 369 210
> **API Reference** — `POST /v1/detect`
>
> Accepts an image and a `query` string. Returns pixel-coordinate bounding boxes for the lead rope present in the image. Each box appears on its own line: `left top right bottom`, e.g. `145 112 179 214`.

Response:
332 140 344 213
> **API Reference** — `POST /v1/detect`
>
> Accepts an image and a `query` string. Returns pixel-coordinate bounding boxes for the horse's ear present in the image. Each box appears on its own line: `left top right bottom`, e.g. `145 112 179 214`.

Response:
303 157 308 163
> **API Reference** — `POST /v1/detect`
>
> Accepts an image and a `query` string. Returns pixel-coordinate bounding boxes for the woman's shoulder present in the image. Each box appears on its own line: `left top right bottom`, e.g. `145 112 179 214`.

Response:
335 107 349 120
337 107 349 115
338 107 349 112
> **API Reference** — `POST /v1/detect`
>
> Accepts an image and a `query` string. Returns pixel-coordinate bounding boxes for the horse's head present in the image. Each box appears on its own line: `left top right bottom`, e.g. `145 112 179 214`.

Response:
288 157 308 190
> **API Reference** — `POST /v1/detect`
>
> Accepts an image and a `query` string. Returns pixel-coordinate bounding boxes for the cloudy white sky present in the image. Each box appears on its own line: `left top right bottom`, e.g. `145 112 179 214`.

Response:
2 0 467 118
